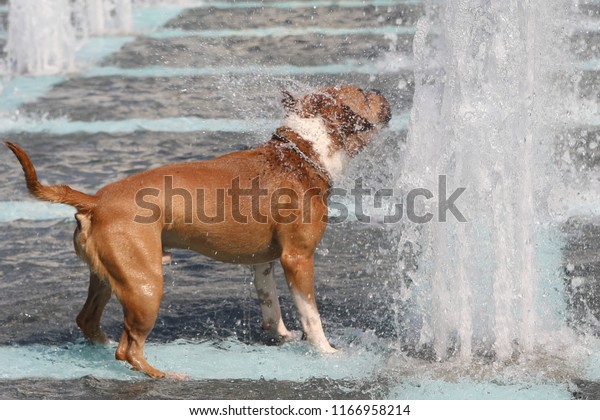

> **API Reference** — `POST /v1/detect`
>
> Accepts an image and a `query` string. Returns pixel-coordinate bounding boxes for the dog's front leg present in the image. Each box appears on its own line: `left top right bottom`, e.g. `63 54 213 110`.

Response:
280 253 336 353
253 262 300 343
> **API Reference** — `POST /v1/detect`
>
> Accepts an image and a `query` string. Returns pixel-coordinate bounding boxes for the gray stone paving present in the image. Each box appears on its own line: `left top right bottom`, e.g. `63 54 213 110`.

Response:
21 73 412 121
165 4 424 30
103 33 409 68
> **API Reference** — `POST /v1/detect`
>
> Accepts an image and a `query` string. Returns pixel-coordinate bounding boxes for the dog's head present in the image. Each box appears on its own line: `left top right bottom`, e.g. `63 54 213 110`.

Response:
281 85 391 178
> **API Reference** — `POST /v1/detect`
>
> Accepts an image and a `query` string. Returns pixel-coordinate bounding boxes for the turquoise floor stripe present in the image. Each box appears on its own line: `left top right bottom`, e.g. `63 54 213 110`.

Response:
0 202 74 223
0 116 276 135
75 36 136 65
132 6 186 32
84 61 413 78
0 111 408 135
0 338 382 381
0 76 64 112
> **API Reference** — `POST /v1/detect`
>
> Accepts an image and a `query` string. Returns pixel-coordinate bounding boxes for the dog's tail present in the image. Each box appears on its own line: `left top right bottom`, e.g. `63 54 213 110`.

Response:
6 142 97 213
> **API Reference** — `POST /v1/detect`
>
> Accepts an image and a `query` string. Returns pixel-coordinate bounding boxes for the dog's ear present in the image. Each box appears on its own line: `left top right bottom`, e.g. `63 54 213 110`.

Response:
340 105 375 133
298 92 333 118
281 90 297 112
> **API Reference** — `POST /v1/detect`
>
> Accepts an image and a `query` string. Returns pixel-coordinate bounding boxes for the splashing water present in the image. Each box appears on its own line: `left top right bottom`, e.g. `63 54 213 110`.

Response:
393 0 575 367
4 0 133 75
71 0 133 37
5 0 76 75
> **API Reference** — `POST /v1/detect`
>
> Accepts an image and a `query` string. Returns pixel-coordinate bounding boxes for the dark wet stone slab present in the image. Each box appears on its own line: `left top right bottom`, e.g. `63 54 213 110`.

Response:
0 11 7 32
0 376 388 399
0 218 266 346
0 215 400 346
572 31 600 60
103 33 411 68
1 128 406 201
1 131 257 197
577 70 600 100
20 72 413 121
573 379 600 400
562 217 600 336
165 4 424 30
579 1 600 17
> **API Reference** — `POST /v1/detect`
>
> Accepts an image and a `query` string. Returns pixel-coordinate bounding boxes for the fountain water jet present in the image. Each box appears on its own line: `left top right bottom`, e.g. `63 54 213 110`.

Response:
5 0 76 75
72 0 132 36
4 0 133 75
395 0 571 364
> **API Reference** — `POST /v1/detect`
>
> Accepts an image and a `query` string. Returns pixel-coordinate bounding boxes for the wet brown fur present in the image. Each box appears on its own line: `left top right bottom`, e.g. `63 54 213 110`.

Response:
5 85 391 378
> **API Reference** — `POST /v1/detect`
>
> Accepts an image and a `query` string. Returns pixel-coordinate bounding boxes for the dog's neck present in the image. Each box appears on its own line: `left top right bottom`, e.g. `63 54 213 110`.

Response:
281 114 347 179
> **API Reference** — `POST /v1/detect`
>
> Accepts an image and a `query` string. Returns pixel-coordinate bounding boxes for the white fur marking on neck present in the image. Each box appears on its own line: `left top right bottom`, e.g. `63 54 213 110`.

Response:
282 114 347 179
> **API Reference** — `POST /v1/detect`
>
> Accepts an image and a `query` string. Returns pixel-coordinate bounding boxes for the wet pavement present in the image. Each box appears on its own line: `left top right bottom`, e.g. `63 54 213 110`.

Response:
0 0 599 400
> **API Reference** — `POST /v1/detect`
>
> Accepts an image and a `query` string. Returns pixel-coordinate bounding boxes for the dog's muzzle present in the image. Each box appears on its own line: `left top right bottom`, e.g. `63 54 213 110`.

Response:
368 89 392 127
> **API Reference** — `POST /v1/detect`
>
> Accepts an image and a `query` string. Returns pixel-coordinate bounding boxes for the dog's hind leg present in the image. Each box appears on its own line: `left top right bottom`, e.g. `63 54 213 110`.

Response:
280 252 336 353
73 215 112 344
114 282 164 378
110 259 164 378
91 227 166 378
76 272 112 344
253 262 300 343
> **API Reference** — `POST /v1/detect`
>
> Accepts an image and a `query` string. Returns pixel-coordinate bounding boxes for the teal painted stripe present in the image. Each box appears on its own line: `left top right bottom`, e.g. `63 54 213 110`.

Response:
132 7 186 32
85 60 413 78
1 185 406 224
0 338 381 380
1 56 412 113
0 198 400 223
0 202 74 223
0 116 275 135
0 75 64 112
75 36 135 64
576 58 600 71
585 353 600 381
150 25 415 39
0 53 163 112
0 112 408 135
392 111 409 132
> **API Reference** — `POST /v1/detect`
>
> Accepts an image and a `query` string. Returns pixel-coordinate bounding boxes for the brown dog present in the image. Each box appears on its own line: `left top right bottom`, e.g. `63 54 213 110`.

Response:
6 85 391 378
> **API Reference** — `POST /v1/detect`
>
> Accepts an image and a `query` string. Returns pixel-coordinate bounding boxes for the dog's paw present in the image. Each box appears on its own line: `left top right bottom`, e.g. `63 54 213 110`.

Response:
165 372 191 381
322 344 338 354
305 336 338 354
282 330 303 342
268 330 302 345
